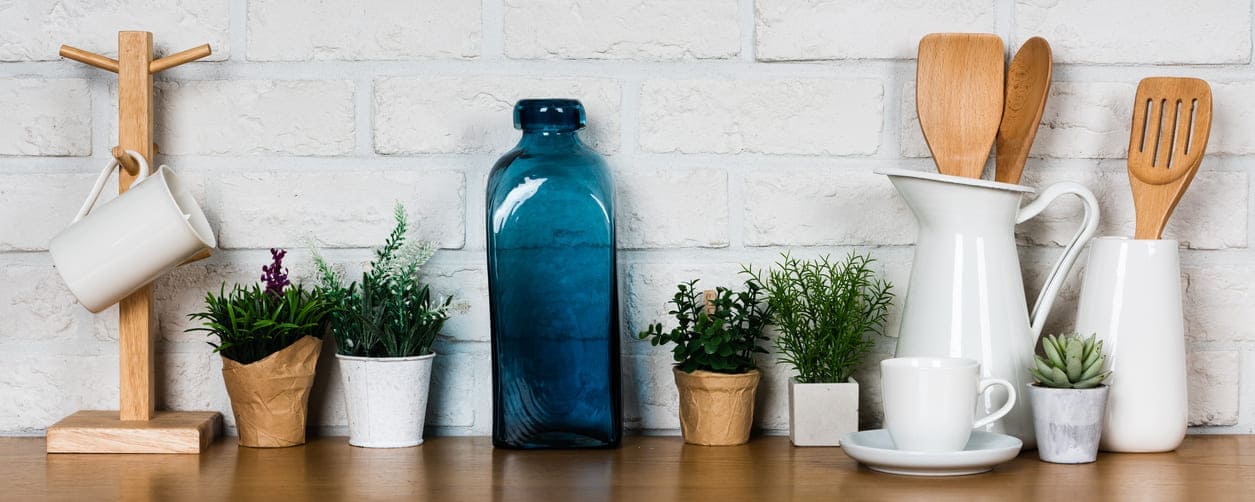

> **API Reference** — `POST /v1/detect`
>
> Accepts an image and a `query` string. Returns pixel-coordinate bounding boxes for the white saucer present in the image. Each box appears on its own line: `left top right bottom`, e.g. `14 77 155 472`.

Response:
840 429 1023 477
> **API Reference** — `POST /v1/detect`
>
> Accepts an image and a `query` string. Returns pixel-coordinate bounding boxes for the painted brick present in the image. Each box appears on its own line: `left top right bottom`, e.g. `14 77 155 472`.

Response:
0 80 91 156
640 79 883 155
0 354 117 431
375 77 620 154
1187 351 1240 426
1015 0 1251 64
0 173 101 251
247 0 480 61
1183 262 1255 344
504 0 738 60
215 170 465 250
0 1 229 61
1210 81 1255 155
742 168 914 247
425 264 490 343
756 0 995 61
617 168 729 249
0 260 84 342
156 80 355 156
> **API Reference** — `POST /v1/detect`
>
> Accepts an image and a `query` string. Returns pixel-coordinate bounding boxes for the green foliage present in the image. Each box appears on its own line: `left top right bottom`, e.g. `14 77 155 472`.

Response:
1032 333 1112 389
749 252 894 384
637 276 771 374
315 203 458 358
186 282 332 365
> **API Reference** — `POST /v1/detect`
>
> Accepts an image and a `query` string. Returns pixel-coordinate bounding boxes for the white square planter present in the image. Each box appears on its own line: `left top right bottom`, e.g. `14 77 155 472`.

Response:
788 377 859 447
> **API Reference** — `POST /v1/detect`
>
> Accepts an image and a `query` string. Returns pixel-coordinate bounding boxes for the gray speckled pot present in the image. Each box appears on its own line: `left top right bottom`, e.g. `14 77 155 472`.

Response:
1029 384 1109 464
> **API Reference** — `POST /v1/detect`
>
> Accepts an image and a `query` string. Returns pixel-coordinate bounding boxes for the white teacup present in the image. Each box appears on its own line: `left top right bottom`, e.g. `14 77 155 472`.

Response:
49 150 215 313
881 357 1016 452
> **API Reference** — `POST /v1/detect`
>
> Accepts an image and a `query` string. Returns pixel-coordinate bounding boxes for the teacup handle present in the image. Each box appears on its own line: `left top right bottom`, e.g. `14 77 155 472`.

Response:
72 150 151 224
972 378 1017 430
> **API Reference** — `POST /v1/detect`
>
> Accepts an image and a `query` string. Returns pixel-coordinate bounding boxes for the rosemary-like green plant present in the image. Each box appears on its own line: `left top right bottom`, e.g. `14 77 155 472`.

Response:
749 253 894 384
315 203 458 358
637 276 771 374
187 248 333 365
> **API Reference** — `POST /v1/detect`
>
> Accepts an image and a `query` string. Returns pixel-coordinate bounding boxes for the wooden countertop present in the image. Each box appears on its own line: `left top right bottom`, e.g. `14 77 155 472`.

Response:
4 435 1254 501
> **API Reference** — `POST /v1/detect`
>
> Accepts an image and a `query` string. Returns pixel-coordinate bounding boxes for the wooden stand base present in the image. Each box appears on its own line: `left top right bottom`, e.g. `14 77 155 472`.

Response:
46 410 221 454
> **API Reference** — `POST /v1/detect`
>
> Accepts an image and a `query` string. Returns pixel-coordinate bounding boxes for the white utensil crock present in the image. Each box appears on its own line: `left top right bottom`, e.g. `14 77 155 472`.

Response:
880 168 1100 448
49 150 215 313
1074 237 1186 452
338 353 435 448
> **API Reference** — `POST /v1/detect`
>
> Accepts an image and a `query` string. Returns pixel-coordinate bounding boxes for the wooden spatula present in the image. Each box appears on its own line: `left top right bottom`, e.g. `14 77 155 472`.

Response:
995 37 1052 185
1128 77 1213 239
916 33 1005 179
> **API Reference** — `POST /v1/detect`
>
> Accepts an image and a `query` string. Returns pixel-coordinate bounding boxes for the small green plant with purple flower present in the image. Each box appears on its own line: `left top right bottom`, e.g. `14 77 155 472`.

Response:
315 203 461 358
186 248 334 365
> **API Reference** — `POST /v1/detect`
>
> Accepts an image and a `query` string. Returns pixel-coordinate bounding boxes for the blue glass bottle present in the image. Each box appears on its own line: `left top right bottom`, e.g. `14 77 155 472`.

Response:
486 99 621 449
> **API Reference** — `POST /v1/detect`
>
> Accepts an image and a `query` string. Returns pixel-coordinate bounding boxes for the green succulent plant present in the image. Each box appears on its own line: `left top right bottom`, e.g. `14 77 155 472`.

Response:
1031 333 1112 389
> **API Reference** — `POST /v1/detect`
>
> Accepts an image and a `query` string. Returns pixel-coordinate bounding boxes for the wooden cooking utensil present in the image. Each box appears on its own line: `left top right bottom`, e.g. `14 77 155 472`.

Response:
995 37 1052 185
916 33 1005 179
1127 77 1213 240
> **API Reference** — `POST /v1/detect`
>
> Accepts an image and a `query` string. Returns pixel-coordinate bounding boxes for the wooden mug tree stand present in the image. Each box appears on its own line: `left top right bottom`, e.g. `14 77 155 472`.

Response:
45 32 222 454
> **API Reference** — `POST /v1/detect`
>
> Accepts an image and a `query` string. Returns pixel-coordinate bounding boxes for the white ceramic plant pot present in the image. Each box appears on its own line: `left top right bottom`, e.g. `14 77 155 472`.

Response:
1029 384 1109 464
788 378 858 447
337 353 435 448
1075 237 1187 452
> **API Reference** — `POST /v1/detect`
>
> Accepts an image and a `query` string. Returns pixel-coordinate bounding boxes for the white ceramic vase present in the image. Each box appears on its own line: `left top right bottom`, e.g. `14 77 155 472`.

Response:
1075 237 1187 452
1029 384 1109 463
337 353 435 448
788 378 858 447
879 168 1099 448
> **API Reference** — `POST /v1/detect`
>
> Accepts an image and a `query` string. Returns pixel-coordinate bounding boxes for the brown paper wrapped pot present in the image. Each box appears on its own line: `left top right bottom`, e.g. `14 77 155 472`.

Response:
221 335 321 448
673 367 760 446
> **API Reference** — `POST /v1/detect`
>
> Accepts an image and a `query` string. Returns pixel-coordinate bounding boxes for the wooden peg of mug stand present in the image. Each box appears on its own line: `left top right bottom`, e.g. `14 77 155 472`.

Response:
45 32 221 454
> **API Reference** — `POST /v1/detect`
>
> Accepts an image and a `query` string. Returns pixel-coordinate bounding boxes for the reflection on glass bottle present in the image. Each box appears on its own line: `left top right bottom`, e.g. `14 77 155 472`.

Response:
486 99 621 449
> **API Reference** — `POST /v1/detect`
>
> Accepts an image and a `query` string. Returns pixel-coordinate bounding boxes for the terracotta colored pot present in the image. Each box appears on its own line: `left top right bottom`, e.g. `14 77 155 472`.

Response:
673 367 760 446
221 336 321 448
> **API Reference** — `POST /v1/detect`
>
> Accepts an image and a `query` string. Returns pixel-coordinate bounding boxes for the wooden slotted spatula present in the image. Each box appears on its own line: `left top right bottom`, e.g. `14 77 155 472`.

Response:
995 37 1052 184
1128 77 1213 239
916 33 1005 179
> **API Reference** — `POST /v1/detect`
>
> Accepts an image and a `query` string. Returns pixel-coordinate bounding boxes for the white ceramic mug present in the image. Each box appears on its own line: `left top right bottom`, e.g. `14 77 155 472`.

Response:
881 357 1017 452
49 150 215 313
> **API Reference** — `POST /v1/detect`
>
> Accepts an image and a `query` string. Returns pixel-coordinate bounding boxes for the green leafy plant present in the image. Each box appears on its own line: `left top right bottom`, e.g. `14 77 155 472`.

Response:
749 252 894 384
1032 333 1112 389
637 275 771 374
187 248 333 365
315 203 459 358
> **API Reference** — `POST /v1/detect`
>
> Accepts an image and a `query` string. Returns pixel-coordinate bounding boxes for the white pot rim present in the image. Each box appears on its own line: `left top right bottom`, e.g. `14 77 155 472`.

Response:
788 376 859 386
1029 383 1108 390
336 352 436 362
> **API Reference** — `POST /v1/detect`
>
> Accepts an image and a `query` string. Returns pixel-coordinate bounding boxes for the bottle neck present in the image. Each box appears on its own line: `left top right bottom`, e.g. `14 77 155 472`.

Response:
518 129 582 149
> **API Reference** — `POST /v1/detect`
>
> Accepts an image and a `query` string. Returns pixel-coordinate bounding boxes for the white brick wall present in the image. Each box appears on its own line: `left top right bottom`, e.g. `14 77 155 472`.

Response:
2 0 1254 437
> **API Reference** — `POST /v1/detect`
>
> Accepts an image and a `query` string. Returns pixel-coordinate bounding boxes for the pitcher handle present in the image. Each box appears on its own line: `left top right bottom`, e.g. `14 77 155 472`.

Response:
1015 181 1100 341
72 150 151 224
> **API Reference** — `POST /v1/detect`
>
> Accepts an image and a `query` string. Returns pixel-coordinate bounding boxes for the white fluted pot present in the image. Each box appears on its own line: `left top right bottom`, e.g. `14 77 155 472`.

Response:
337 353 435 448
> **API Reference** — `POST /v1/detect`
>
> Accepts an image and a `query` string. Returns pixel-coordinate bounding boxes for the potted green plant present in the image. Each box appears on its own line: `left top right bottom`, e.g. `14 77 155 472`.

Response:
315 203 460 448
638 276 770 446
751 252 893 447
187 248 333 448
1029 333 1113 464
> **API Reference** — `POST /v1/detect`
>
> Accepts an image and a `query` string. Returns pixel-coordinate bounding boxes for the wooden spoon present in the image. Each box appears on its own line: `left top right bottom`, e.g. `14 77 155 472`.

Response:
916 33 1005 179
1128 77 1213 239
995 37 1052 185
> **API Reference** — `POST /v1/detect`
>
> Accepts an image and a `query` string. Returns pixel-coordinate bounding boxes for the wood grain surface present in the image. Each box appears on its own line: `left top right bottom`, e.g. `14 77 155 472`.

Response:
6 435 1254 501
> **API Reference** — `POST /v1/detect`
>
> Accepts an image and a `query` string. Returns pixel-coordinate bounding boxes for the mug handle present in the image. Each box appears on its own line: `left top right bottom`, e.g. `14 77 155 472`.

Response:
972 378 1017 430
1015 181 1100 341
72 150 151 224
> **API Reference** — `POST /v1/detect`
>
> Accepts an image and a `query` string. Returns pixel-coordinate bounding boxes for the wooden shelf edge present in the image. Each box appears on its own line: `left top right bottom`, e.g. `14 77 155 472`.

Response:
46 410 222 454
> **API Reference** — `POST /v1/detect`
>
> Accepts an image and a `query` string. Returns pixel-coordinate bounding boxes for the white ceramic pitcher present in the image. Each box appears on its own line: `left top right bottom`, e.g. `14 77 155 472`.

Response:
879 168 1099 447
